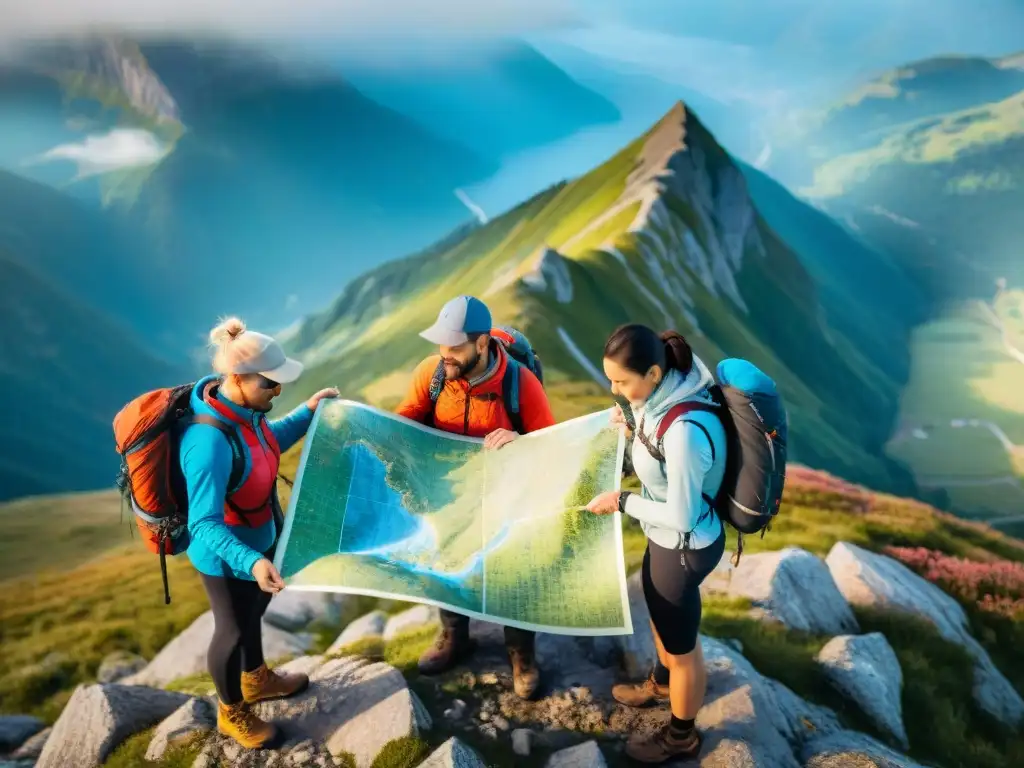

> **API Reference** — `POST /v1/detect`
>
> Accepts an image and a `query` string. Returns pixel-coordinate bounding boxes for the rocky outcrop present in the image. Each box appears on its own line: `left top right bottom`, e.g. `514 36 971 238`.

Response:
96 651 147 684
383 605 440 641
0 715 45 752
264 590 349 632
545 740 607 767
522 247 574 304
826 542 1024 727
144 697 215 761
727 547 860 635
34 684 192 768
122 609 314 688
816 633 907 748
328 610 387 652
419 736 487 767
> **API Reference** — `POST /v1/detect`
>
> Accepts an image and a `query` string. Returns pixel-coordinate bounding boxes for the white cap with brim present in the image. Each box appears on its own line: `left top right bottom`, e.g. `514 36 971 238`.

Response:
227 330 305 384
419 295 493 347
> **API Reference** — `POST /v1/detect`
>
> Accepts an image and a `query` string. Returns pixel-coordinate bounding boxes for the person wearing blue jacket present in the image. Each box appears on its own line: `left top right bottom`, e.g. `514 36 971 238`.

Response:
180 316 337 749
586 324 728 764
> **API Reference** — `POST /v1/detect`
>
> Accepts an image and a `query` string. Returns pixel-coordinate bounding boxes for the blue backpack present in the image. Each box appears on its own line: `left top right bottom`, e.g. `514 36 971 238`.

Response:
426 326 544 435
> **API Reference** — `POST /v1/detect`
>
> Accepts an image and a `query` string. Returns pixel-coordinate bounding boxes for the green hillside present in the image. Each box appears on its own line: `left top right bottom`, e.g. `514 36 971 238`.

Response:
0 252 184 501
280 102 914 494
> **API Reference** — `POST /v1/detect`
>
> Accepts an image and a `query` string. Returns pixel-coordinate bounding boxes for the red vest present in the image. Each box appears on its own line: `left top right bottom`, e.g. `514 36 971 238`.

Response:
202 385 280 527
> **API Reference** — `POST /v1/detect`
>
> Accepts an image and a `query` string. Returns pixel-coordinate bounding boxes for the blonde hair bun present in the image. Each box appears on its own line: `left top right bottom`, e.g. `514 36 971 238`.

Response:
209 316 246 347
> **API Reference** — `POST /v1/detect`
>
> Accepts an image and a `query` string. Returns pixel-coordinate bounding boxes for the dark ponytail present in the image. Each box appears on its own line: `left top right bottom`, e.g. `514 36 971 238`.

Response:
603 324 693 376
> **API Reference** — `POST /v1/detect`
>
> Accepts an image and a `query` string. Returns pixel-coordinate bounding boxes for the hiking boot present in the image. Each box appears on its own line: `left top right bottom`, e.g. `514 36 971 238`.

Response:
612 673 669 708
241 663 309 703
508 645 540 700
417 624 477 675
217 700 279 749
625 723 702 764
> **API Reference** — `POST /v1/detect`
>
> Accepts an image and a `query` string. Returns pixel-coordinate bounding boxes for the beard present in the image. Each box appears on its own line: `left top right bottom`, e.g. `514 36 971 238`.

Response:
445 350 481 380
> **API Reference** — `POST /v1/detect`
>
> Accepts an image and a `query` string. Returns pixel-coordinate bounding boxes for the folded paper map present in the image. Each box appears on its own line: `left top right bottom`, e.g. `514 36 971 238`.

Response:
273 399 632 635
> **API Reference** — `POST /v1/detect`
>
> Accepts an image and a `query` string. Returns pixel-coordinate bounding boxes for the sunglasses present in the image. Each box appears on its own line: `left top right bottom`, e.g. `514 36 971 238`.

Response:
256 375 280 390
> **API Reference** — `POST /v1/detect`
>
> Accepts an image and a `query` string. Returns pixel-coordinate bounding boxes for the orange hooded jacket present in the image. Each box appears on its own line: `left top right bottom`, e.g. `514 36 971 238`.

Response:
395 343 555 437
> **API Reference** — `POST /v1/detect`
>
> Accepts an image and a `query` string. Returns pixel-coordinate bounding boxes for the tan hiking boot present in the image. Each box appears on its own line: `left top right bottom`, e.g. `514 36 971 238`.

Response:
217 700 279 749
417 625 476 675
612 673 669 708
241 662 309 703
509 646 540 700
625 723 702 763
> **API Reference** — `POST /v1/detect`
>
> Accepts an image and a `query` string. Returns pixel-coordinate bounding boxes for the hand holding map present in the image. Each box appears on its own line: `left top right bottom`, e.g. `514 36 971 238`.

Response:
273 399 633 635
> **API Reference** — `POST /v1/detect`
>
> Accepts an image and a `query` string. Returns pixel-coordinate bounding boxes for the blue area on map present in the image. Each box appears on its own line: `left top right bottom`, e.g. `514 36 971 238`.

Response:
338 442 514 589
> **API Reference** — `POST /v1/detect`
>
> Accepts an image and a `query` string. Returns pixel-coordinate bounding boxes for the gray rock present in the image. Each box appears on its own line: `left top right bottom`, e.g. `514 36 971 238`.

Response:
265 590 348 632
383 604 440 641
145 697 216 761
96 651 148 684
801 730 928 767
511 728 534 756
728 547 859 635
0 715 45 752
614 570 658 679
327 610 387 653
816 633 908 748
444 699 467 720
249 655 425 768
826 541 1024 727
410 689 433 731
34 683 192 768
417 736 487 767
545 740 607 768
11 726 51 760
122 610 313 688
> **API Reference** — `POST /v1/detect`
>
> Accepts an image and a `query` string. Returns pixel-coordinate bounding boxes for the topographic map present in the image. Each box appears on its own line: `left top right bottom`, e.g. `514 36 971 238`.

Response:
273 399 632 635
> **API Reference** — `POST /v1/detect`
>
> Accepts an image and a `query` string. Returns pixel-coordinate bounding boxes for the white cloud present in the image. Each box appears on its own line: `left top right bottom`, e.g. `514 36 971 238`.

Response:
0 0 580 42
30 128 170 178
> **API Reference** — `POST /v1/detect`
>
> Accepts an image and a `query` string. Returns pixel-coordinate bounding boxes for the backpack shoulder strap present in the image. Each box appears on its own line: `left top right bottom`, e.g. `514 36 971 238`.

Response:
188 414 246 493
501 359 525 434
424 359 446 428
655 401 718 443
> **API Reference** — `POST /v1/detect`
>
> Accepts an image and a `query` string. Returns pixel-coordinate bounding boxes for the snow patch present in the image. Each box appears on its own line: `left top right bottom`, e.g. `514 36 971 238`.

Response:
522 247 573 304
556 327 607 387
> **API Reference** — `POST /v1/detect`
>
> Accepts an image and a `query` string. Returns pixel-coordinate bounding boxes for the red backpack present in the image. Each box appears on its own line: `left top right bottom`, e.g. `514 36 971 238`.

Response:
112 382 244 604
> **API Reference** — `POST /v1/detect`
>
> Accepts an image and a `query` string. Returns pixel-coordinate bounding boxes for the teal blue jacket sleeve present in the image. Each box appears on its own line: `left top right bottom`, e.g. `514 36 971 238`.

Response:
180 424 264 576
623 419 715 533
267 404 315 454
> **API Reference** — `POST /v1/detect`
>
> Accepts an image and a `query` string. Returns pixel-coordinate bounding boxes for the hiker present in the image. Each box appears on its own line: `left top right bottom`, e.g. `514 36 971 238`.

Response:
395 295 555 699
181 316 338 749
586 324 727 763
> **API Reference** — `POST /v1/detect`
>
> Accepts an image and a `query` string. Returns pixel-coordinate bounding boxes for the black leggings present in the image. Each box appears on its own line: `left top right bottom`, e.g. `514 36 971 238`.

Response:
201 573 273 704
642 531 726 655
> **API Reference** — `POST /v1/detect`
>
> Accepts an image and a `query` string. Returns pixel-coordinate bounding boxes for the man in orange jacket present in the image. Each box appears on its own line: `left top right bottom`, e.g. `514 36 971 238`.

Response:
395 295 555 699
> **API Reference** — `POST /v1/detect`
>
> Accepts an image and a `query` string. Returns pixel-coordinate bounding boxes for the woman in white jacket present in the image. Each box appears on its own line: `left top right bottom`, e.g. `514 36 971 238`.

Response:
587 323 727 764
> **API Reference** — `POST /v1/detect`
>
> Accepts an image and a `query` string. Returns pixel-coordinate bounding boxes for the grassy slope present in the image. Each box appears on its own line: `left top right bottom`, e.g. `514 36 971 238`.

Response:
4 466 1023 768
279 104 909 494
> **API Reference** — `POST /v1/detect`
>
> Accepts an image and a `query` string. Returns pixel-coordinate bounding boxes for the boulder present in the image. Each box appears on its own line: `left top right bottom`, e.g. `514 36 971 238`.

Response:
816 633 908 748
727 547 859 635
96 651 147 684
545 740 607 767
264 589 349 632
0 715 45 752
196 655 429 768
383 605 440 641
826 542 1024 727
9 726 51 761
144 697 215 761
34 684 192 768
328 610 388 653
418 736 488 767
801 730 928 767
122 610 314 688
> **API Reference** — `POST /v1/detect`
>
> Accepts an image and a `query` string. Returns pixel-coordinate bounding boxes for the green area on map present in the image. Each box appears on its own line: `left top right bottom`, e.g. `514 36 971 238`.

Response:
274 399 630 634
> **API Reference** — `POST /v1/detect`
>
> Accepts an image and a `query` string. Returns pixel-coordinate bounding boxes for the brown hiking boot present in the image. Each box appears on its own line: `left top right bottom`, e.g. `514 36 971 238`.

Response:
612 672 669 708
508 645 540 700
417 624 476 675
625 723 702 764
217 700 279 749
241 662 309 703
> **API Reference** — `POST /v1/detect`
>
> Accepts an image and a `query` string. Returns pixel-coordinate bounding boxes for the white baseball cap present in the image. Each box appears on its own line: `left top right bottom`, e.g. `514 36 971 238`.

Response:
419 295 493 347
220 329 304 384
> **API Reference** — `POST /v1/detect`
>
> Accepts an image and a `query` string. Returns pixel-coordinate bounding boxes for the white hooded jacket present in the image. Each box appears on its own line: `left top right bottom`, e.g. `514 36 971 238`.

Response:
623 355 727 550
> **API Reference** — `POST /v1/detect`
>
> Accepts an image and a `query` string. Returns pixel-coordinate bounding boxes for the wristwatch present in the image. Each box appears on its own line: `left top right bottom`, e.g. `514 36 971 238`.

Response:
617 491 632 514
